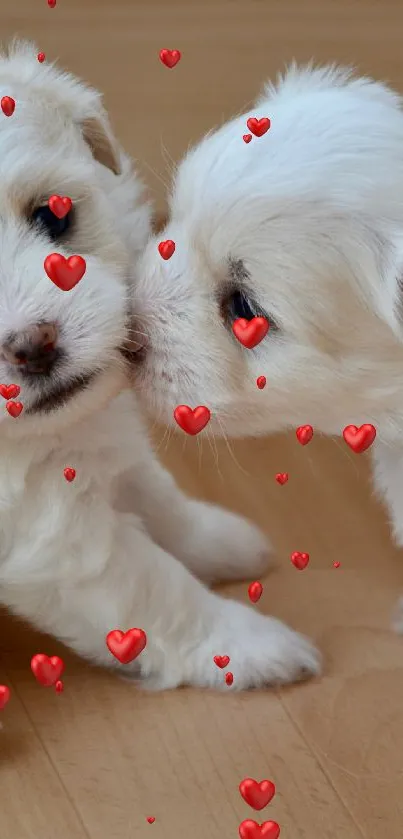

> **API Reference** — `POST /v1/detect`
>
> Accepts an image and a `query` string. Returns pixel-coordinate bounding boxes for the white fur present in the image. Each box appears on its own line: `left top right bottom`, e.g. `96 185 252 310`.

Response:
0 42 320 692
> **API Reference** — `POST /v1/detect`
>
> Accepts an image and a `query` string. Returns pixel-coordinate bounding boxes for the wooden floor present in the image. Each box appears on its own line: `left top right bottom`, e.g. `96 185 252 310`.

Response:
2 1 403 837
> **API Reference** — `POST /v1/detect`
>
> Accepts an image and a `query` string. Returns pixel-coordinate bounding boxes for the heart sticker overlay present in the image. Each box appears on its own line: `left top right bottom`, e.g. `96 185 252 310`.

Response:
159 49 181 68
225 672 234 686
37 52 46 63
0 383 20 400
0 685 11 710
256 376 267 389
31 654 64 687
158 239 176 260
55 679 64 693
147 817 156 824
291 551 310 570
239 820 280 839
333 561 341 568
44 253 86 292
233 317 269 349
246 117 271 138
48 195 72 219
174 405 211 435
106 628 147 664
6 400 23 418
243 133 252 144
239 778 276 811
342 423 376 453
275 472 288 485
214 655 230 669
63 467 76 482
248 581 263 603
1 96 15 117
296 424 313 445
48 0 57 7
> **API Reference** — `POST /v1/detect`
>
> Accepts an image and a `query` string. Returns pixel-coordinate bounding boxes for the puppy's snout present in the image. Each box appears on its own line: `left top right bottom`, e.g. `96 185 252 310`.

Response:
1 323 60 376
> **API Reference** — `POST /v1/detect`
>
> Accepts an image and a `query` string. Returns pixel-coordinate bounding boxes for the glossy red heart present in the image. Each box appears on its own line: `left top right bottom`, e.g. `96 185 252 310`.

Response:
1 96 15 117
225 672 234 686
48 0 57 7
0 685 11 710
275 472 288 485
0 383 20 400
37 52 46 63
256 376 266 389
147 817 156 824
158 240 175 260
63 467 76 482
106 628 147 664
31 654 64 686
159 49 181 68
239 778 276 811
243 133 252 144
44 253 86 291
213 655 230 669
246 117 271 138
291 551 310 570
248 581 263 603
296 424 313 445
174 405 211 435
48 195 72 219
342 423 376 453
232 317 269 349
239 819 280 839
6 400 23 418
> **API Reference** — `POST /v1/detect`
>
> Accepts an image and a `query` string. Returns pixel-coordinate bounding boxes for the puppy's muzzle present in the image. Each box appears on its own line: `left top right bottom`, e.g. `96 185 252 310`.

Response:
1 323 60 376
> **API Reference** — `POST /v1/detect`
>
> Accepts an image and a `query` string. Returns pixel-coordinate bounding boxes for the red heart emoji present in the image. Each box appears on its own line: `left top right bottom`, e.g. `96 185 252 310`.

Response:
31 654 64 686
275 472 288 485
158 240 176 260
239 778 276 811
147 817 156 824
0 685 11 710
37 52 46 63
1 96 15 117
342 423 376 453
296 424 313 445
333 561 341 568
213 655 230 669
48 195 72 219
48 0 57 7
106 628 147 664
291 551 310 570
256 376 267 389
225 672 234 686
159 49 181 68
248 581 263 603
246 117 271 138
55 680 64 693
63 467 76 482
239 819 280 839
243 133 252 144
174 405 211 435
6 400 23 418
232 317 269 349
0 383 20 400
44 253 86 291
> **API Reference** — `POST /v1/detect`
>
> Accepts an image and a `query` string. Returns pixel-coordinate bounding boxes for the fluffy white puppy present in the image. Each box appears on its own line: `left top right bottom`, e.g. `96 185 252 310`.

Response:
134 65 403 611
0 42 319 691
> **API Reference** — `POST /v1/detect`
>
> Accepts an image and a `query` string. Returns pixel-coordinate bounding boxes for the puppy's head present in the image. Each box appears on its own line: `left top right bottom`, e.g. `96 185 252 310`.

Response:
134 65 403 439
0 40 150 437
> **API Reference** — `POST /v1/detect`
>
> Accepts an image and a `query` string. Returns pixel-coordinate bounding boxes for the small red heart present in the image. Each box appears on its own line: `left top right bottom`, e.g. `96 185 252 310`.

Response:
275 472 288 485
256 376 266 389
159 49 181 68
296 424 313 445
239 820 280 839
31 654 64 686
63 467 76 482
174 405 211 435
48 195 72 220
225 672 234 686
214 655 230 669
239 778 276 811
0 685 11 710
48 0 57 7
1 96 15 117
55 680 64 693
248 581 263 603
333 561 341 568
106 628 147 664
246 117 271 138
44 253 86 291
37 52 46 63
146 817 155 824
233 317 269 349
243 133 252 144
6 400 23 418
0 383 20 400
291 551 310 570
158 240 175 260
342 423 376 453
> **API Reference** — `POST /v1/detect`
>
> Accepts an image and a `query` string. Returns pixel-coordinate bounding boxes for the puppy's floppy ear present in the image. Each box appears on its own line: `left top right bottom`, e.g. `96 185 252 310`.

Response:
81 114 122 176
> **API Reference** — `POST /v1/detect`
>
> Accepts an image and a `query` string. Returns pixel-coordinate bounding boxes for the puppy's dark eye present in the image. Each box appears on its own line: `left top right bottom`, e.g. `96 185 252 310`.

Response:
31 205 71 241
225 290 258 321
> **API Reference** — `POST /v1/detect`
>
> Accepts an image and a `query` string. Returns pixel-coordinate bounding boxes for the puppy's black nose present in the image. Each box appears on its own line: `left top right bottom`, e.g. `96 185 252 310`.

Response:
1 323 60 375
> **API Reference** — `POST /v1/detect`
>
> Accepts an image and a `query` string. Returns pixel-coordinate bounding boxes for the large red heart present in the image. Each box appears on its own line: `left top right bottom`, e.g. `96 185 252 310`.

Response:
48 195 72 219
291 551 310 570
106 628 147 664
158 240 176 260
213 655 230 669
232 317 269 349
159 49 181 68
246 117 271 138
296 424 313 445
239 778 276 810
0 383 20 400
44 253 86 291
31 654 64 686
239 819 280 839
0 685 11 710
6 400 23 418
174 405 211 435
342 423 376 453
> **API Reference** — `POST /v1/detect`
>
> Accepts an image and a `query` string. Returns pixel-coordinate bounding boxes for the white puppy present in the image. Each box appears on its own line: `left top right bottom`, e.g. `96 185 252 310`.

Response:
0 42 319 691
